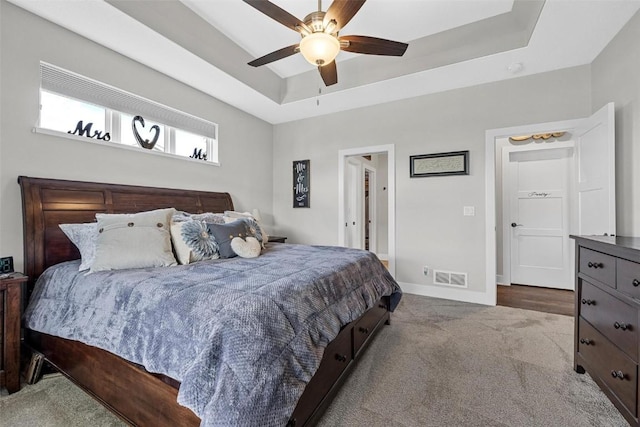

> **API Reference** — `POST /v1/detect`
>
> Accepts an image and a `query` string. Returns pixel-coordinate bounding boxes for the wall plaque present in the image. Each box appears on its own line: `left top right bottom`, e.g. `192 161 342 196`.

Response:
293 160 310 208
410 150 469 177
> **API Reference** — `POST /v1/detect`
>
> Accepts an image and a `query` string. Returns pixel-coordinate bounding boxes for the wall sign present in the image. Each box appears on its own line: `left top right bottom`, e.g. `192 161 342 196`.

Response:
293 160 310 208
410 150 469 177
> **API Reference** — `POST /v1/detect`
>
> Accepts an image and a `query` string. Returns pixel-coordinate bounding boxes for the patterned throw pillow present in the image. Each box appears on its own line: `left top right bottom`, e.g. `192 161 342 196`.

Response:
59 222 98 271
170 220 220 265
223 212 269 247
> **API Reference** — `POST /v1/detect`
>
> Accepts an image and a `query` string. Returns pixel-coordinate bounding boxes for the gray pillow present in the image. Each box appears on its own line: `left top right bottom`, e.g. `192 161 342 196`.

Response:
59 223 97 271
207 221 249 259
90 208 177 273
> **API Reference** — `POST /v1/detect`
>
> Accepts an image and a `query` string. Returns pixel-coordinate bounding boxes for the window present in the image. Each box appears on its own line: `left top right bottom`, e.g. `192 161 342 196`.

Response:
38 62 219 164
40 91 106 135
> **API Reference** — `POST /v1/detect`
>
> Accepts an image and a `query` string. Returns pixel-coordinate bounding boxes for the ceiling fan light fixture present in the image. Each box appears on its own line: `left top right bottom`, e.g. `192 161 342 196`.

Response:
299 32 340 66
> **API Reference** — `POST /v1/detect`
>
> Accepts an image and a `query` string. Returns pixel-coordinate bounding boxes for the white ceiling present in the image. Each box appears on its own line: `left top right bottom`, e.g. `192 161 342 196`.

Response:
8 0 640 124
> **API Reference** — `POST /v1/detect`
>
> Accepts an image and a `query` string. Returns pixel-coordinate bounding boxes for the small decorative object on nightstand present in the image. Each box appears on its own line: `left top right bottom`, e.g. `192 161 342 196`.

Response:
0 272 27 394
269 236 287 243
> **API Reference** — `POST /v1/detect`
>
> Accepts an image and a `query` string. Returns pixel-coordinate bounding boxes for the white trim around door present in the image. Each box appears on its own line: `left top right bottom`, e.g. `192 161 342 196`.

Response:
338 144 396 278
486 116 590 306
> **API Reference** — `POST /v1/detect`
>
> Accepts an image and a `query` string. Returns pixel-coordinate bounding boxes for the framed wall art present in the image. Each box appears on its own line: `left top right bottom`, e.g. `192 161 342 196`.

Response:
293 160 310 208
410 150 469 178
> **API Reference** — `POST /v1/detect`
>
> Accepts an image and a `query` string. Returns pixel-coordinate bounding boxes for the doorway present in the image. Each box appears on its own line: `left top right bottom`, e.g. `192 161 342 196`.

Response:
485 103 616 305
344 156 380 251
338 144 396 277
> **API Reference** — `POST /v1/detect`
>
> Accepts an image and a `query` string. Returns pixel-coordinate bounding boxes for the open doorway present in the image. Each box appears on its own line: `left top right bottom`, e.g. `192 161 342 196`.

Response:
338 144 396 277
344 155 383 254
485 103 616 305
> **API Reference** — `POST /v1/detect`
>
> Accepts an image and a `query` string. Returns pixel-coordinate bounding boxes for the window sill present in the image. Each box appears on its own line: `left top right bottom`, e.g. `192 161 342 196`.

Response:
33 127 220 167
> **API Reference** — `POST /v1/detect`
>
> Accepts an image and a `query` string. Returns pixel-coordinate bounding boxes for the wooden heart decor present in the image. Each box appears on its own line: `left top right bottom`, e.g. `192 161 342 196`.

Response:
132 115 160 149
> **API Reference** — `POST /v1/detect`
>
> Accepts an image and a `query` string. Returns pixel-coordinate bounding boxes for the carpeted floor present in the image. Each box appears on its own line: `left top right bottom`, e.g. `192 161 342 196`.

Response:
0 294 628 426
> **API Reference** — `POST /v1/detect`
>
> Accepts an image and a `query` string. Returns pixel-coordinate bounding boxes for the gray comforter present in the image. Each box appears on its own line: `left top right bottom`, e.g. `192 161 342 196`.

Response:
24 243 401 426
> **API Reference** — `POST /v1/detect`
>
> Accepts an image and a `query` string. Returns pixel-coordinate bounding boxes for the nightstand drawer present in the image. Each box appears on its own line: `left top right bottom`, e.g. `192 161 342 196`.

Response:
579 247 616 287
617 258 640 299
578 317 638 416
580 280 638 361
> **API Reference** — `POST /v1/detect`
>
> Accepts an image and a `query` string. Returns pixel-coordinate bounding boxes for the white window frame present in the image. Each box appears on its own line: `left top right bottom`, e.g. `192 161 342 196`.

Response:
37 63 219 165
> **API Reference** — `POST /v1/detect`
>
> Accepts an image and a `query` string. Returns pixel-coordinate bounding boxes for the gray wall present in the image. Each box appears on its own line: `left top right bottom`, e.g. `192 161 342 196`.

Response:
273 67 591 292
591 10 640 237
0 1 274 271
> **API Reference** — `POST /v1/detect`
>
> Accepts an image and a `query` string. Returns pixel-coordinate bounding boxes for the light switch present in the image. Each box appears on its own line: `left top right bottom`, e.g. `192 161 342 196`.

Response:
463 206 475 216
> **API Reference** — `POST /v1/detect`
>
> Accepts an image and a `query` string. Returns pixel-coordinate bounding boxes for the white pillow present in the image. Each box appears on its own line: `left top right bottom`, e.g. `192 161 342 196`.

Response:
231 237 261 258
59 223 98 271
90 208 177 273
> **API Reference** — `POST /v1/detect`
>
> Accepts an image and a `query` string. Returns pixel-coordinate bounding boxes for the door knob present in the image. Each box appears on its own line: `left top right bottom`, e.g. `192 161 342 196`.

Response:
511 223 523 228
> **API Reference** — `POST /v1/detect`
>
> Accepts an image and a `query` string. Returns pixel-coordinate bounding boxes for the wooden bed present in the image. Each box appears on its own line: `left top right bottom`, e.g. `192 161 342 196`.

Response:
18 176 391 427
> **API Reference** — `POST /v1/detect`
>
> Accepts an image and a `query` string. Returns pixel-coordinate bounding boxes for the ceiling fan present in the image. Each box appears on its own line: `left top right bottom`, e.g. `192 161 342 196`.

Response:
243 0 409 86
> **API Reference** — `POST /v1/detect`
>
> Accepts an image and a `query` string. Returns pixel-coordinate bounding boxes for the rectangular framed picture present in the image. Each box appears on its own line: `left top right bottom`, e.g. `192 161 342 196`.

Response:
293 159 310 208
410 150 469 177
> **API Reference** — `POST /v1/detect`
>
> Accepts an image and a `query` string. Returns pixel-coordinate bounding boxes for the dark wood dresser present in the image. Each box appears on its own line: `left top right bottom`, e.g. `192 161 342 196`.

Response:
1 273 27 394
573 235 640 426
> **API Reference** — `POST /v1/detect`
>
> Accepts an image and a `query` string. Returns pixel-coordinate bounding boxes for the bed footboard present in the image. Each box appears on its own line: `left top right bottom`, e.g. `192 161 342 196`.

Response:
26 295 391 427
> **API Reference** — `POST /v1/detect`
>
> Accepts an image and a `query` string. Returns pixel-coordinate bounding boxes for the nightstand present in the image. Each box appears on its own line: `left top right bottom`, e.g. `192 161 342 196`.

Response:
1 273 27 394
269 236 287 243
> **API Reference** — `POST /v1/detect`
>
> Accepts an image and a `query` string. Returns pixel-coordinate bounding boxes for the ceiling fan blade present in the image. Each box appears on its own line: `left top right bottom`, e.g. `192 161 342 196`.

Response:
319 61 338 86
324 0 366 32
243 0 304 32
248 44 299 67
340 35 408 56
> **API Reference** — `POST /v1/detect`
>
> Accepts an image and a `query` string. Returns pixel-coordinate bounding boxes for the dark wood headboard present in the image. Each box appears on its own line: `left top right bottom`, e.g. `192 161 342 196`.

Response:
18 176 234 294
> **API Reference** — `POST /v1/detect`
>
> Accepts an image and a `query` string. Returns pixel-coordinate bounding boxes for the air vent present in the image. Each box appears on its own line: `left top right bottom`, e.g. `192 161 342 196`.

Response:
433 270 468 288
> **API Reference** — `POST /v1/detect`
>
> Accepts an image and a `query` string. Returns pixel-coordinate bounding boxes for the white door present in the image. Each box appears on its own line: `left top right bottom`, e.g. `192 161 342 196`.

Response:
576 102 616 235
509 147 573 289
345 160 362 249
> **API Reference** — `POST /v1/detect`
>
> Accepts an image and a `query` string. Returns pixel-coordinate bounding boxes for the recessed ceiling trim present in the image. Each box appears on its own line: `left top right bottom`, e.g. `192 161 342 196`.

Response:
282 0 545 103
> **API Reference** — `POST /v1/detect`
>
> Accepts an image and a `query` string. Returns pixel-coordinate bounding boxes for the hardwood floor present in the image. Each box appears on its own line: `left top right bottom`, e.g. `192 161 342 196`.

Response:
497 284 574 316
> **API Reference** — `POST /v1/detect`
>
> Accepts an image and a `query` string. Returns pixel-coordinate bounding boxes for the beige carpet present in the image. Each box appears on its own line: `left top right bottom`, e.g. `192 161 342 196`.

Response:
0 294 628 426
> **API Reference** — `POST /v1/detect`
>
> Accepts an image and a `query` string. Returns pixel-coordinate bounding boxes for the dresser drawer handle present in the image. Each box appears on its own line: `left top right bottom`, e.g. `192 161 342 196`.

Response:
633 279 640 287
611 370 626 380
587 261 604 269
579 338 593 345
614 322 630 331
359 326 370 334
334 354 348 363
581 298 595 306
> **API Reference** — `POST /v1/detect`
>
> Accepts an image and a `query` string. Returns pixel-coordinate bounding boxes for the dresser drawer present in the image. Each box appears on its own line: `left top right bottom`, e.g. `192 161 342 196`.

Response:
353 299 388 355
579 247 616 287
580 280 638 361
617 258 640 299
578 317 638 416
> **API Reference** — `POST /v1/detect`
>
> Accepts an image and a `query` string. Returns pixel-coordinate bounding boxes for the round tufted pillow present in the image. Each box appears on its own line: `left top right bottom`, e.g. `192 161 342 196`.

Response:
230 236 261 258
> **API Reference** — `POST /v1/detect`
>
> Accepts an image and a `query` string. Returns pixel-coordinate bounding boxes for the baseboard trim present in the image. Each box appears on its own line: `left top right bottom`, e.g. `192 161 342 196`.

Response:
496 274 505 285
398 282 495 306
376 253 389 261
